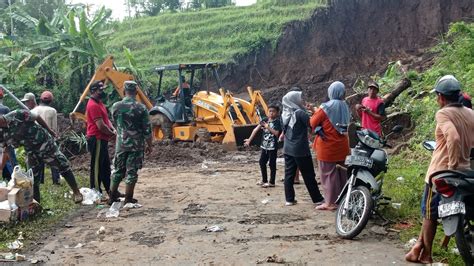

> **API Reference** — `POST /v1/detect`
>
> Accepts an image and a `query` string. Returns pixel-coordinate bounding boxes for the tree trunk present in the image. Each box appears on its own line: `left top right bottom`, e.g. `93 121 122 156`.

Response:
382 78 412 108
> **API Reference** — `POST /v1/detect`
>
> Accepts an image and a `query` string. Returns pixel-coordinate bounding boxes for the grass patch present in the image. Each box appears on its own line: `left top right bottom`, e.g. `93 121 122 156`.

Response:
0 170 89 251
108 1 328 69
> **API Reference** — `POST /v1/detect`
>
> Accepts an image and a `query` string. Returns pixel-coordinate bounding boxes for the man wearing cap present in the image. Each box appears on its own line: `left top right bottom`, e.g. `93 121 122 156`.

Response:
0 108 83 203
109 81 152 205
405 75 474 264
355 82 386 136
86 81 116 197
34 91 60 185
20 92 37 110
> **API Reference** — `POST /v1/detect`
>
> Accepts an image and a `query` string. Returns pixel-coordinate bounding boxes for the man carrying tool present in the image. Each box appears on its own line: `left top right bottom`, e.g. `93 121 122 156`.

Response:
0 86 17 181
86 81 116 197
109 81 152 205
0 108 83 203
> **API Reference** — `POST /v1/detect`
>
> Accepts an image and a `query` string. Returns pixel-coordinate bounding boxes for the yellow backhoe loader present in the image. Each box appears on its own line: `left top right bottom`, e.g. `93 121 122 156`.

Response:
70 56 269 150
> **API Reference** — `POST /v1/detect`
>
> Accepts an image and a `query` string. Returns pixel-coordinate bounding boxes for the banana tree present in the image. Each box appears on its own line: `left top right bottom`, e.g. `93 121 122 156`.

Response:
0 4 113 112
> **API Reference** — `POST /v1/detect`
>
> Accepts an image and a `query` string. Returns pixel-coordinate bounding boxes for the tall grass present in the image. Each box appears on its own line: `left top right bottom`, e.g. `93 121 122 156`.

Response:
107 1 328 69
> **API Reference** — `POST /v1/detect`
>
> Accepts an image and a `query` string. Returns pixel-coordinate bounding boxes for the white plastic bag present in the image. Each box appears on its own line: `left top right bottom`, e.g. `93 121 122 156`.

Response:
9 166 33 189
79 187 101 205
105 201 122 218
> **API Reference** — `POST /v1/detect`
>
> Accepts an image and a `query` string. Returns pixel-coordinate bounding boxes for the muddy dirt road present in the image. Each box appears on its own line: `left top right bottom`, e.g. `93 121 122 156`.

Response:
29 152 408 265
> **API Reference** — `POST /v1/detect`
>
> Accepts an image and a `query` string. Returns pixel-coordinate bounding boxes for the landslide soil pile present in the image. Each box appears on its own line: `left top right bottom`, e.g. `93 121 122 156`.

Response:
220 0 474 103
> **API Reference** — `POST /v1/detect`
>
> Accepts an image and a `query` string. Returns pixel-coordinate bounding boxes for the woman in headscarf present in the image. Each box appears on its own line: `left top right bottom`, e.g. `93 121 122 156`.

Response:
310 81 350 211
282 91 324 206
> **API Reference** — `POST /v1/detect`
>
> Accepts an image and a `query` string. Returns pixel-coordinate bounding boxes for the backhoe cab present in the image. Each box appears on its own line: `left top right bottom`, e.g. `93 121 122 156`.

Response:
149 63 269 150
70 57 269 150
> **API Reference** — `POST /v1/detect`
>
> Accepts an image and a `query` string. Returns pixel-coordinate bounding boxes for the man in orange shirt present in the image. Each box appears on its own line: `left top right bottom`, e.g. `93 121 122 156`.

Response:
405 75 474 264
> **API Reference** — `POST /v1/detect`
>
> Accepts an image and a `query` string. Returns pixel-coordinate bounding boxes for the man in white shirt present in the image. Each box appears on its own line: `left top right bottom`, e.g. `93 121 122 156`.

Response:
34 91 60 185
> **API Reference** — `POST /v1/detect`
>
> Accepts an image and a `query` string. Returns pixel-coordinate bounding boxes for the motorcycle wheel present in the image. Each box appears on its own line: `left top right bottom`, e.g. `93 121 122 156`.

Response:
335 185 373 239
455 215 474 265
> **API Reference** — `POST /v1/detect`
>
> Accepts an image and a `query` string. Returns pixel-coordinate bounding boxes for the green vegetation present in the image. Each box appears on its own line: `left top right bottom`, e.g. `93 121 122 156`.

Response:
377 21 474 265
108 0 328 69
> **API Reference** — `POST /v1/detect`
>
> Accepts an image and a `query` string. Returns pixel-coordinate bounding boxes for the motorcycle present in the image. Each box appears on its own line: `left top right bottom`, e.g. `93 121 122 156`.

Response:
423 141 474 265
334 124 403 239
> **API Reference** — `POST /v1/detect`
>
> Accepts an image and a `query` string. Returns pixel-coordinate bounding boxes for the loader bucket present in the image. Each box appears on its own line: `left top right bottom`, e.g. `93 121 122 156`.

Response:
233 124 261 147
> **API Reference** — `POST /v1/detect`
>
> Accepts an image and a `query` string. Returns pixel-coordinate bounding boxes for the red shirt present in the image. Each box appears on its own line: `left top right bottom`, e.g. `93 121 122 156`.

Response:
361 97 384 136
86 97 112 140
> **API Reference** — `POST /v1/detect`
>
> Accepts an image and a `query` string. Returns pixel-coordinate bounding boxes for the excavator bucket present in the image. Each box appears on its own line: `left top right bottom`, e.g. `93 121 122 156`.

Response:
232 124 261 147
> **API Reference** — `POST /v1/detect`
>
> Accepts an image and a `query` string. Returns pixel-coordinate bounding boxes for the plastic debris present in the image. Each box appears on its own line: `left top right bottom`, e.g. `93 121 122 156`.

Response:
17 232 24 241
404 238 418 249
7 240 23 250
4 253 15 260
15 253 25 261
123 203 142 209
201 163 208 169
261 199 271 204
0 181 6 188
205 225 224 232
79 188 102 205
105 201 122 218
96 226 106 235
451 247 460 255
392 203 402 209
64 243 83 249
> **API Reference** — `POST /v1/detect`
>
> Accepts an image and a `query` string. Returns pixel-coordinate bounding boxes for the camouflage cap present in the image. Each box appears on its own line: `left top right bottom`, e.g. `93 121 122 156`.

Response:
124 81 138 92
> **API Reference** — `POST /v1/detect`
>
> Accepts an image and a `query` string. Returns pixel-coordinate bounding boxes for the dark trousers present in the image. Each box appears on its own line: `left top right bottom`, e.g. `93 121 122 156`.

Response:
2 146 17 181
88 136 111 194
284 154 324 203
259 149 277 184
38 164 60 184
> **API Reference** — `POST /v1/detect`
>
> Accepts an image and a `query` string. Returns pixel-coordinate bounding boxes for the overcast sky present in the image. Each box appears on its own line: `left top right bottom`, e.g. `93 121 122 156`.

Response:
68 0 257 20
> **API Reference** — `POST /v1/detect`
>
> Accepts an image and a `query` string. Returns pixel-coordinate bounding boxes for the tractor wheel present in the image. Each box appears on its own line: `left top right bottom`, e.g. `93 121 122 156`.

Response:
150 113 173 139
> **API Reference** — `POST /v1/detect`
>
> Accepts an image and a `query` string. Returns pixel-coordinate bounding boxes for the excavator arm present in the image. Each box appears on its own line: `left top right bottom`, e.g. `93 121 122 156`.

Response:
69 55 153 122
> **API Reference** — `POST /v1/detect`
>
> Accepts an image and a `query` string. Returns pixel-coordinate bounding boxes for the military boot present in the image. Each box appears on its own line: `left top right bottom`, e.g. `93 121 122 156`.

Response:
124 183 138 204
108 182 121 205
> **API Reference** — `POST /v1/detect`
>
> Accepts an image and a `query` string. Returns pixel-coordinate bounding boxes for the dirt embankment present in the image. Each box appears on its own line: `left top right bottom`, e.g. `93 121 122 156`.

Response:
220 0 474 104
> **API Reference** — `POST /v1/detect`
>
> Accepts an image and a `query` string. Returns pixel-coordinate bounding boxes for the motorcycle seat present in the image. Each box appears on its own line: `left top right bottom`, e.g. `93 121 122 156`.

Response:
431 169 474 180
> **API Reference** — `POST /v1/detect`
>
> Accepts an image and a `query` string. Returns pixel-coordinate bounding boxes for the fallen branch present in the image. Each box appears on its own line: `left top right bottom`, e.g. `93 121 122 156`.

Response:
382 78 411 108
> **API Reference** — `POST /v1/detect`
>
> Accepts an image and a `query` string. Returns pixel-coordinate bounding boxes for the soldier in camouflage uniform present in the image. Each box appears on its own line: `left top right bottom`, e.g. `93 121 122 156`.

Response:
0 109 83 203
109 81 153 205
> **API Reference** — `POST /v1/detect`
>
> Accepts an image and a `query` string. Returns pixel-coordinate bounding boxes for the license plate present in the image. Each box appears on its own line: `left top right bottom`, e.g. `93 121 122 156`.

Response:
438 201 466 218
344 155 373 168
